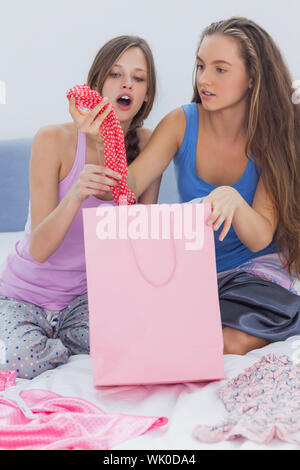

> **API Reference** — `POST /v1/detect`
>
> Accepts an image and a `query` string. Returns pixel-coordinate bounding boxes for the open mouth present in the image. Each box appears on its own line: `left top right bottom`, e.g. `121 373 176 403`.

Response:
116 95 132 109
201 91 216 98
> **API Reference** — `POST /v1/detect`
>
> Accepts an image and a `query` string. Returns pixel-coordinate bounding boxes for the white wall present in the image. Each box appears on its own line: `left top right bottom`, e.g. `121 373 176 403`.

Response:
1 0 300 139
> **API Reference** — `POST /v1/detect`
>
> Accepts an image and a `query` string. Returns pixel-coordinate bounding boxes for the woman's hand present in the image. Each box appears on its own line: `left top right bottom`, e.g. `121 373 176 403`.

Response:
69 95 112 148
70 164 122 204
69 96 120 202
202 186 244 241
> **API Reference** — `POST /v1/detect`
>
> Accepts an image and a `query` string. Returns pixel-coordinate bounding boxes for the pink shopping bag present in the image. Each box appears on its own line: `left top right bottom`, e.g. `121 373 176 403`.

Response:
83 203 224 386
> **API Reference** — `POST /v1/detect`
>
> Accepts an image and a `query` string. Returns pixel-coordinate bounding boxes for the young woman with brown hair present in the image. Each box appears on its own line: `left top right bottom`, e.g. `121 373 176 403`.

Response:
0 36 160 378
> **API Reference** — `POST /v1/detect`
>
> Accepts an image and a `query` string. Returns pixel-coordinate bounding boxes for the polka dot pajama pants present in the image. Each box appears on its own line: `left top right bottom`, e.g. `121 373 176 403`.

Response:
0 294 89 379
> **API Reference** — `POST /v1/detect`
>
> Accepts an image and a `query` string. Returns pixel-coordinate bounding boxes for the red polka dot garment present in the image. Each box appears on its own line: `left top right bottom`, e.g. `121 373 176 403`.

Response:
66 83 136 206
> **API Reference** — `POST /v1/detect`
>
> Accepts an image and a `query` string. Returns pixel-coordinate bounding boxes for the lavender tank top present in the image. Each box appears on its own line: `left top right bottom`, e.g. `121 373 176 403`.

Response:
0 129 116 310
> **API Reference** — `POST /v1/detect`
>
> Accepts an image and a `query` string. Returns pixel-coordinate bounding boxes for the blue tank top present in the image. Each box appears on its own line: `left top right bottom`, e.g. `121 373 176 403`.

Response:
173 103 277 273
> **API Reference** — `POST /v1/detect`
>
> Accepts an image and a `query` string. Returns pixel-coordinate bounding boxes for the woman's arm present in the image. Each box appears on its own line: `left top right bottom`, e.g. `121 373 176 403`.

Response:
127 108 185 199
135 128 162 204
232 177 278 252
28 126 83 263
29 125 120 263
137 176 162 204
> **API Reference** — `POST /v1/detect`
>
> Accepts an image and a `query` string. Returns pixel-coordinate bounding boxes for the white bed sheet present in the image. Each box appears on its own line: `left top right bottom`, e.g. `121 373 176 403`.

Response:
0 231 299 450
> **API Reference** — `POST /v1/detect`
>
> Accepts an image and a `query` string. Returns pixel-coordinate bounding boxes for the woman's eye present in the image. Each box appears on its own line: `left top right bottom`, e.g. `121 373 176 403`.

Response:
134 77 144 82
197 64 226 73
110 73 120 78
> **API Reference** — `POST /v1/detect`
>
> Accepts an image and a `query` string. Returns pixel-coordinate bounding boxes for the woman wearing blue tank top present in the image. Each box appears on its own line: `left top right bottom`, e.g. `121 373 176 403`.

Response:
121 17 300 355
0 36 162 379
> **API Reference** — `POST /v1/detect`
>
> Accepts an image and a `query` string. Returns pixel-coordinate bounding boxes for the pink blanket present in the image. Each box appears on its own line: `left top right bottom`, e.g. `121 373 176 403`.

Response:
0 387 168 450
194 354 300 445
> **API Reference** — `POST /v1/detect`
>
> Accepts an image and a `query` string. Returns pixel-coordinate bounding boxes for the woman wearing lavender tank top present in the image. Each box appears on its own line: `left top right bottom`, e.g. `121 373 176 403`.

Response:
0 36 161 379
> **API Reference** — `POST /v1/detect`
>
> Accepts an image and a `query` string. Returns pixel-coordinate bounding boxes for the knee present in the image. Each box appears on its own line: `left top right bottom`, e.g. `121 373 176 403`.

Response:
0 340 18 370
0 346 30 378
0 338 70 379
0 345 35 379
223 327 269 355
223 340 247 355
223 328 250 356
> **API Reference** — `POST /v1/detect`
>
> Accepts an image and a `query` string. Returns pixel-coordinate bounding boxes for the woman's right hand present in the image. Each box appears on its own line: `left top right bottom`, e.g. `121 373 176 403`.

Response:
69 95 121 202
69 95 112 146
71 164 122 203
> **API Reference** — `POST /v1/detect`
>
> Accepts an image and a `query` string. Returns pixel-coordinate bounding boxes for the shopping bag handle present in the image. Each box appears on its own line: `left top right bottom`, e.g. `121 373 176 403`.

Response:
128 232 177 288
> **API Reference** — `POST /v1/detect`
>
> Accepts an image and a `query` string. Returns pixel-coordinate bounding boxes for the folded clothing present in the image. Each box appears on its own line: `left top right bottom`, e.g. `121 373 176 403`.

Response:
0 388 168 450
66 83 136 206
194 353 300 445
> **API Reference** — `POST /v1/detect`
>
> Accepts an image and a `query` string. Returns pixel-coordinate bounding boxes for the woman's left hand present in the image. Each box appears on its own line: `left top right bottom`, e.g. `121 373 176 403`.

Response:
202 186 244 241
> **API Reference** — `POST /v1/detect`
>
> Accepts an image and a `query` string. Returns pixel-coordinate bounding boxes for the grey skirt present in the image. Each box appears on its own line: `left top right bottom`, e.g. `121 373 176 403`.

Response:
218 270 300 342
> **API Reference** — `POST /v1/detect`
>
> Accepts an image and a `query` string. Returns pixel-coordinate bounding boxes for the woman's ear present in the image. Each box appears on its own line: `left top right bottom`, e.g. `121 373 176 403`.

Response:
249 78 254 89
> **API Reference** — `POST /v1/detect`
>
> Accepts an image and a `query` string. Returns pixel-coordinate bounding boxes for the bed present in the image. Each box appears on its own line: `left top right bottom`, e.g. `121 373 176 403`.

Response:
0 138 299 450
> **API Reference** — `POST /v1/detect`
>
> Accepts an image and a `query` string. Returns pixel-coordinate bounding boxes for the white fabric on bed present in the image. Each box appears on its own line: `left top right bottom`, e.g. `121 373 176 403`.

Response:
0 231 299 450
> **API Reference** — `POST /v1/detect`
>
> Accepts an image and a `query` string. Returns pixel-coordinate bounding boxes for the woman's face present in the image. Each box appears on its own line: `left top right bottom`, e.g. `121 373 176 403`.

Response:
196 34 253 111
102 46 148 126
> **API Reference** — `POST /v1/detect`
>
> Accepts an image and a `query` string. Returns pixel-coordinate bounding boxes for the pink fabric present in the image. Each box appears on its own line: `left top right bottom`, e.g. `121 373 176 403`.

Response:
0 388 168 450
0 370 17 391
194 354 300 445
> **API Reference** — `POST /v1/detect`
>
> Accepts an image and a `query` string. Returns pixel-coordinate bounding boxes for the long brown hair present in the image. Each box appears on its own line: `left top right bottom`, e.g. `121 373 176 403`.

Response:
192 17 300 278
87 36 156 164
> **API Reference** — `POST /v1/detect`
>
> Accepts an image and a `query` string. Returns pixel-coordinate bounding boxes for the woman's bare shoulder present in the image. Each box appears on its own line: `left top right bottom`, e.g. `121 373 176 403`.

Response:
29 123 78 188
33 122 77 164
156 106 186 130
34 122 75 146
162 106 186 149
137 107 186 150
